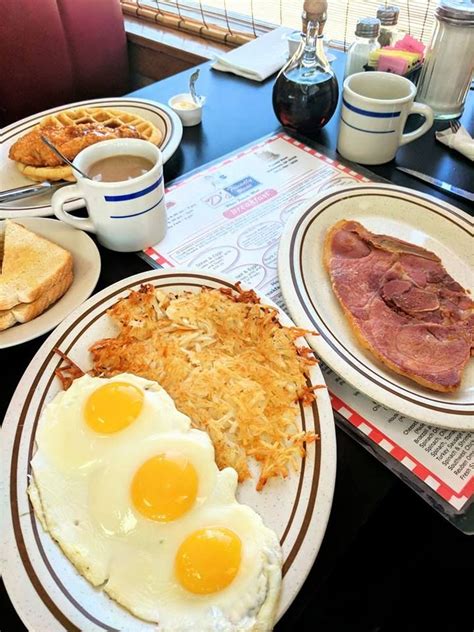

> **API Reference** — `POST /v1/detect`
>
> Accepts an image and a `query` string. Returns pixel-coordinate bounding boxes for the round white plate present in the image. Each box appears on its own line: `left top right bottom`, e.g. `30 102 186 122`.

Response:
278 183 474 430
0 98 183 218
0 218 101 348
0 269 336 631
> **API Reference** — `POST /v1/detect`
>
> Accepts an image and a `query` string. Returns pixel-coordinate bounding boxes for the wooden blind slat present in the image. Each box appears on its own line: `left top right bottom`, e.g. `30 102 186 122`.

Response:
121 0 437 48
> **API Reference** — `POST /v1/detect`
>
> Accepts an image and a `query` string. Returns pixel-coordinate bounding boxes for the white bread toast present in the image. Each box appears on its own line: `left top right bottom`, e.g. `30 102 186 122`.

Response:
0 271 73 331
0 310 16 331
0 221 73 310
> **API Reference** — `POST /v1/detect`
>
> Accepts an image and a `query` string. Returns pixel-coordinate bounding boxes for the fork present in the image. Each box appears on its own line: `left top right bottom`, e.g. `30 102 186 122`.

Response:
449 119 461 134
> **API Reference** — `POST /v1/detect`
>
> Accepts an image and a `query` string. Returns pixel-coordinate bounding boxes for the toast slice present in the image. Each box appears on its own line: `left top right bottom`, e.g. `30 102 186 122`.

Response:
0 270 73 331
0 310 16 331
0 221 73 310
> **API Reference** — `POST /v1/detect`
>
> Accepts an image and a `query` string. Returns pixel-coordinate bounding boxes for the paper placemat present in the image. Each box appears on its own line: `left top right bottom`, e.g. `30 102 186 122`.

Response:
142 133 473 528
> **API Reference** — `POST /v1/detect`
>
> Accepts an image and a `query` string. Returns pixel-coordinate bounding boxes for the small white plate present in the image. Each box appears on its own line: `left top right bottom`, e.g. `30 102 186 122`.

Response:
0 98 183 218
278 183 474 430
0 218 101 348
0 269 336 631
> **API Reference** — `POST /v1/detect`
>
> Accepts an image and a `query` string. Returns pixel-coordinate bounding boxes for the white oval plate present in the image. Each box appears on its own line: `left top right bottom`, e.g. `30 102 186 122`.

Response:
0 98 183 218
0 269 336 631
278 183 474 430
0 218 101 348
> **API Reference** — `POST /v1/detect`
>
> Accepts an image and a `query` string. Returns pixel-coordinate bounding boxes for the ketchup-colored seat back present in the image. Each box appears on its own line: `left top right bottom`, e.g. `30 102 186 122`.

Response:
0 0 129 127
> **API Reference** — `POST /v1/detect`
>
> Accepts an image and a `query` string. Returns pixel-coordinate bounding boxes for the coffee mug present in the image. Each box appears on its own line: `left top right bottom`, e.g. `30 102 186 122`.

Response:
337 72 434 165
52 139 166 252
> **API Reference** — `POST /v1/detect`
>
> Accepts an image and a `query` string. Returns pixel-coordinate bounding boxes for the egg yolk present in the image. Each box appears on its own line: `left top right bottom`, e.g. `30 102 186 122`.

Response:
175 527 242 594
85 382 144 434
131 454 198 522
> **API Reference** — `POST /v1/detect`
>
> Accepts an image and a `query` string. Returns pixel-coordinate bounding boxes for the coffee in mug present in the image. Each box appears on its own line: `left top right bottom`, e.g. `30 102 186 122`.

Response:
52 139 166 252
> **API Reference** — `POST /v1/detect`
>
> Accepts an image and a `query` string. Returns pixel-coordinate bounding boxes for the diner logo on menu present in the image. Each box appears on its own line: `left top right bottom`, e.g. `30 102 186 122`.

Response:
224 176 260 197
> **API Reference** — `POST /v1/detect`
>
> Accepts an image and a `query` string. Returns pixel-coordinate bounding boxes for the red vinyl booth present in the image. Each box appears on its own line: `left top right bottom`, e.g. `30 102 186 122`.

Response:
0 0 130 127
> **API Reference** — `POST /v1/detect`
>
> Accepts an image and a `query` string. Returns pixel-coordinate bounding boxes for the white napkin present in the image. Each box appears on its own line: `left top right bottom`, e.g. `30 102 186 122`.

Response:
435 125 474 161
212 26 294 82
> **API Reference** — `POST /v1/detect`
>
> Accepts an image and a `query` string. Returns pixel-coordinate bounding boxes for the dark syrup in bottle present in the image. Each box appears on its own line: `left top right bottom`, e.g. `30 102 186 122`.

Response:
272 23 339 135
273 69 339 134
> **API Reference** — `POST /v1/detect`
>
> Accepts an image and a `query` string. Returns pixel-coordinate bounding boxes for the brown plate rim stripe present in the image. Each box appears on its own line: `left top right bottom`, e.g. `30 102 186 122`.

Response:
1 100 172 212
280 399 307 546
299 193 473 407
28 304 125 631
289 188 473 413
1 100 172 145
283 394 321 575
10 357 82 632
11 272 322 629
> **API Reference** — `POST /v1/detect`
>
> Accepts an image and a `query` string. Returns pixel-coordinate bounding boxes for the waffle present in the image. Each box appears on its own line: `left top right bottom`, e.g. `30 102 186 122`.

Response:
13 107 163 183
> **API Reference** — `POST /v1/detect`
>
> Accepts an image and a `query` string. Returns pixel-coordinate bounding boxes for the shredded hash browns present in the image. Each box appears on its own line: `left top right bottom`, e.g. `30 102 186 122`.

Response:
89 283 321 490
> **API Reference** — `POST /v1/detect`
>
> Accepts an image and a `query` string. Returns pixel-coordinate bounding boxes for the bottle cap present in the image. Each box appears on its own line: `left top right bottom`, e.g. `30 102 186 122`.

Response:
437 0 474 25
355 17 381 38
376 5 400 26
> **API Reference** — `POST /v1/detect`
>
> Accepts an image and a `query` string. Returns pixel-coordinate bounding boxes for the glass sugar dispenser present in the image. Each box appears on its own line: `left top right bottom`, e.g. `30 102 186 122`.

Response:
416 0 474 119
272 20 339 135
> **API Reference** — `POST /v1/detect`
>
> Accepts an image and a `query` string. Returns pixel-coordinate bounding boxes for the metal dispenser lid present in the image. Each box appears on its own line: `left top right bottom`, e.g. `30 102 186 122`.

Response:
355 17 381 38
437 0 474 24
376 5 400 25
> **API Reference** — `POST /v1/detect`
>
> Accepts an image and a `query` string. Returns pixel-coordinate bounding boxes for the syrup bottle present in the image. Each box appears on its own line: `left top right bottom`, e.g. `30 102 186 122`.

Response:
272 20 339 135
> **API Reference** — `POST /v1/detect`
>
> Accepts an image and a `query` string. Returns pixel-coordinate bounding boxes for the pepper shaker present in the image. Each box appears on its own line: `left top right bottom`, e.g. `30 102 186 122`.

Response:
377 5 400 47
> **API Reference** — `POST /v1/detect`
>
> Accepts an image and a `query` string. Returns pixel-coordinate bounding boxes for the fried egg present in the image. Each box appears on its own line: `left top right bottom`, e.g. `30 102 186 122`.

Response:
29 373 282 631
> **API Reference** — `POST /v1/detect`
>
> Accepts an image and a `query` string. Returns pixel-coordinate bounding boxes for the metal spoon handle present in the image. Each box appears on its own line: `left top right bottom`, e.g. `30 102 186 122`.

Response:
189 69 200 105
40 136 90 179
0 181 70 204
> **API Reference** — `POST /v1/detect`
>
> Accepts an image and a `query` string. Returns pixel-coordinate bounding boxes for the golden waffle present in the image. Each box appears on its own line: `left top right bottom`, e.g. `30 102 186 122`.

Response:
42 108 162 146
14 107 163 183
16 163 76 183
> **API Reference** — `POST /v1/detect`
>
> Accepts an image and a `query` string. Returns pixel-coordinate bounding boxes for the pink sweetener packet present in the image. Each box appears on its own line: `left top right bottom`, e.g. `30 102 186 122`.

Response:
377 55 408 75
393 34 425 55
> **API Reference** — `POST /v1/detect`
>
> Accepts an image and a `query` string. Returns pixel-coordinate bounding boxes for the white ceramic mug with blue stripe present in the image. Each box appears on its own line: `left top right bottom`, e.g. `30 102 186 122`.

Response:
52 139 166 252
337 72 434 165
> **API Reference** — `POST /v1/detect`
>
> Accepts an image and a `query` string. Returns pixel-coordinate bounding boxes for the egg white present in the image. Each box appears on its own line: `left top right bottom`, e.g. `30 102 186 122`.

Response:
29 373 282 631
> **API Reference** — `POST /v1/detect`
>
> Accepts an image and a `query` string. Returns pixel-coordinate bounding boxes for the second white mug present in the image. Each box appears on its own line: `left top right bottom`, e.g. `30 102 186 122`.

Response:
337 72 434 165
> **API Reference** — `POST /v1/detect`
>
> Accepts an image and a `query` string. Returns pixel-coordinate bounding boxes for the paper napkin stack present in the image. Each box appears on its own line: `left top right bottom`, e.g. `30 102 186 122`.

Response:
212 26 294 82
436 125 474 161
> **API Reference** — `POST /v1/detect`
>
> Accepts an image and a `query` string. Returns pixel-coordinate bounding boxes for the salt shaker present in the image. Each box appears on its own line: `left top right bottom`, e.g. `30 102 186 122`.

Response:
416 0 474 119
344 18 381 78
377 5 400 47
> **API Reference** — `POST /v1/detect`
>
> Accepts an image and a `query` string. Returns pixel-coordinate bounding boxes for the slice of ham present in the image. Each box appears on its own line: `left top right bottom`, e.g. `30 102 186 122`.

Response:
324 220 473 392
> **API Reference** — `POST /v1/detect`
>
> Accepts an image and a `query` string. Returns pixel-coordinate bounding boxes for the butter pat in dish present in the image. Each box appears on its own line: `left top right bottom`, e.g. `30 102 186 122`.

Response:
168 93 205 126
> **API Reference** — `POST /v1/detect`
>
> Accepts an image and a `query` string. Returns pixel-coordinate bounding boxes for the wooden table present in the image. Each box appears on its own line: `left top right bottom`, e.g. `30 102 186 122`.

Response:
2 51 473 631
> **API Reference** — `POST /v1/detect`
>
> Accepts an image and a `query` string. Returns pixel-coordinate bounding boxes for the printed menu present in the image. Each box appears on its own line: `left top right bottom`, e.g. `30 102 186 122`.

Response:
144 133 473 513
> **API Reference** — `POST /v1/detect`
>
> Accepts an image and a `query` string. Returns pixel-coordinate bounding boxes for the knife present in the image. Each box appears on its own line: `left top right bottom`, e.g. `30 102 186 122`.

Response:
396 167 474 203
0 181 71 205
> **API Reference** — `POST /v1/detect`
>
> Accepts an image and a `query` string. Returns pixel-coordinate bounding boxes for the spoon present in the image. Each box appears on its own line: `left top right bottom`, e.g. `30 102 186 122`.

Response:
189 69 201 105
40 136 91 179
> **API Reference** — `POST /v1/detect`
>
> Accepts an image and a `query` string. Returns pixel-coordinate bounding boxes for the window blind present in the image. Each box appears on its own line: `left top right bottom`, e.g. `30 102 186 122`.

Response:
121 1 437 49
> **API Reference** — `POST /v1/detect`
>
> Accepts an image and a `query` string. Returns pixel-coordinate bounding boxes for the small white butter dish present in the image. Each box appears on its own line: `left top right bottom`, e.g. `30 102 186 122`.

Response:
168 93 205 127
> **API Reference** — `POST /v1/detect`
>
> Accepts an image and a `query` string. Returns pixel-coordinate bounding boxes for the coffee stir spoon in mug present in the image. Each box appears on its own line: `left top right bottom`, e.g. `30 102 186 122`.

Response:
40 136 91 180
51 138 167 252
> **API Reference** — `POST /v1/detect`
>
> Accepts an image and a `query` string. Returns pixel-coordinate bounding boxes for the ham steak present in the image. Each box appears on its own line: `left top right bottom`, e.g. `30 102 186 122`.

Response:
324 220 473 392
